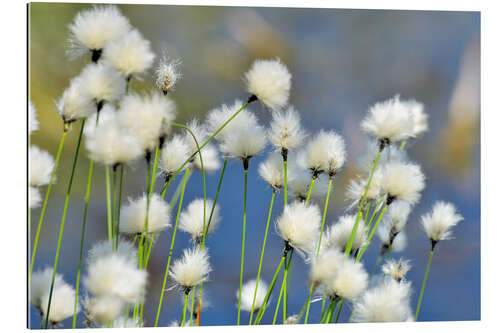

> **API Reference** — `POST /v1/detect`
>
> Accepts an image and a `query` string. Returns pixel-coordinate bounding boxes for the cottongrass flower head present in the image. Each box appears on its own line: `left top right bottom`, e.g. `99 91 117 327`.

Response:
31 268 64 310
377 223 408 253
238 279 269 312
322 215 367 254
82 103 116 137
276 201 321 254
179 198 221 242
304 130 347 178
258 153 285 191
29 146 55 187
84 295 126 326
268 106 306 155
160 135 190 180
285 315 299 324
288 164 329 202
79 63 126 106
56 77 96 124
382 259 412 282
219 123 267 165
86 239 137 265
102 29 155 79
120 193 171 234
192 143 221 172
155 53 182 94
407 99 428 137
345 171 383 210
170 247 212 291
40 282 78 325
111 316 141 328
29 186 42 209
68 5 130 61
361 95 415 149
310 249 344 286
352 279 413 322
386 200 412 235
84 242 147 304
29 101 39 135
421 201 463 246
206 100 258 143
325 258 368 300
244 58 291 110
381 161 425 205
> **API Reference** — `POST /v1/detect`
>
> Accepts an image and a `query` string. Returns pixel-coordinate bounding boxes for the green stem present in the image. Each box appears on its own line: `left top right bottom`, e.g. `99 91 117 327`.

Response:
43 119 85 329
321 299 337 323
29 129 68 284
335 299 343 323
316 178 334 255
365 200 381 234
320 290 327 319
180 291 190 326
154 168 190 327
105 165 113 242
303 282 315 324
272 276 285 324
305 177 316 203
283 250 293 323
370 254 383 276
112 167 117 247
399 140 407 150
115 165 124 249
345 150 382 256
189 286 196 326
237 168 249 325
249 190 275 324
283 159 288 206
202 159 227 249
363 201 371 228
415 250 434 321
357 204 388 261
254 256 286 325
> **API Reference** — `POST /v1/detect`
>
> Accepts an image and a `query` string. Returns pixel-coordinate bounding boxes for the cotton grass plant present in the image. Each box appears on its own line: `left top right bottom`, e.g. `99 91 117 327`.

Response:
29 4 466 329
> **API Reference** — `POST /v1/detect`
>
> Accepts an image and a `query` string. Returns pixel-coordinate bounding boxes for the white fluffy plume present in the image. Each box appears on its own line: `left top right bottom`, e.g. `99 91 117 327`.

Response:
120 193 171 234
268 106 306 152
421 201 463 243
170 247 212 289
381 161 425 205
304 130 347 177
179 198 221 242
258 153 285 191
238 279 269 312
29 146 55 187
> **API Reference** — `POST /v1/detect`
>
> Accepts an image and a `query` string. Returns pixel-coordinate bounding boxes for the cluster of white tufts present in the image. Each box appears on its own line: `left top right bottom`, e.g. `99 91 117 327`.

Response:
321 256 369 300
237 279 269 312
179 198 221 242
304 130 347 178
321 214 367 254
120 193 171 234
287 162 329 202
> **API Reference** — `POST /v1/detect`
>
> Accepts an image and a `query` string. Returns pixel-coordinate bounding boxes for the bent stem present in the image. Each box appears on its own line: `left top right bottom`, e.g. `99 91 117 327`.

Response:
44 119 86 329
154 168 190 327
415 249 434 321
237 167 249 325
303 282 316 324
30 129 68 284
249 190 276 324
305 177 317 203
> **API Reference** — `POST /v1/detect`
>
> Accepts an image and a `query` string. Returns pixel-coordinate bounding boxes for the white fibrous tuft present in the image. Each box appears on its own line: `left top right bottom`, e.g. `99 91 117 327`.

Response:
83 103 116 137
206 100 258 143
170 247 212 289
29 186 42 209
377 223 408 253
40 283 78 324
238 279 269 312
219 123 267 161
119 92 174 152
160 135 190 178
56 77 96 123
276 201 321 253
304 130 347 177
352 279 413 322
29 101 39 135
68 5 131 59
361 95 415 145
155 54 182 93
86 239 137 266
184 118 208 154
268 106 306 152
30 268 64 310
29 146 55 187
310 249 344 286
285 315 299 324
382 259 412 282
79 63 126 104
244 58 291 110
421 201 463 243
325 258 368 300
386 201 412 235
345 171 383 210
85 117 143 166
381 161 425 205
192 143 221 172
322 215 367 254
288 164 329 202
407 99 428 137
84 295 126 326
111 316 141 328
84 242 147 304
179 198 221 242
258 153 285 191
102 29 155 78
120 193 171 234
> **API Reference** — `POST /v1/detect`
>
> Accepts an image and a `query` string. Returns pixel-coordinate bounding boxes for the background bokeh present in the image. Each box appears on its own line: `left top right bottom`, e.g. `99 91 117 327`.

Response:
28 2 480 328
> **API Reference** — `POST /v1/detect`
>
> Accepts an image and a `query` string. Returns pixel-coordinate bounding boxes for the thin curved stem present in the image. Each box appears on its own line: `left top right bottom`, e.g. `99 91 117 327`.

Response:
272 277 285 324
303 282 315 324
283 160 288 206
254 256 286 325
105 165 113 241
399 140 407 150
43 119 85 328
237 168 249 325
415 250 434 321
357 204 388 261
283 250 293 323
335 299 343 323
320 290 327 319
305 177 316 203
180 291 190 326
115 165 124 249
189 286 196 326
370 254 383 276
316 178 334 255
249 190 276 324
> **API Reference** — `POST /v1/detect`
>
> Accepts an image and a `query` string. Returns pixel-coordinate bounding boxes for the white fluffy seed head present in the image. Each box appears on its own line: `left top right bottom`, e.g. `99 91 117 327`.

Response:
85 118 143 166
29 186 42 209
268 106 306 152
377 223 408 253
87 239 137 266
170 247 212 289
79 63 126 104
68 5 131 59
56 77 96 123
160 135 190 177
421 201 463 243
276 202 321 253
31 268 64 309
192 143 221 172
120 193 171 234
258 153 285 190
184 118 208 153
40 283 78 324
103 29 155 78
29 146 55 187
238 279 269 312
345 171 383 210
310 249 344 286
386 201 412 234
381 161 425 205
219 123 267 161
84 295 126 326
179 198 221 241
382 259 412 282
361 95 415 144
244 58 291 110
304 130 347 177
206 100 258 143
29 101 39 135
83 103 116 137
322 215 367 253
110 316 141 328
352 279 413 322
287 163 329 202
407 100 428 137
326 258 368 300
155 54 182 93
